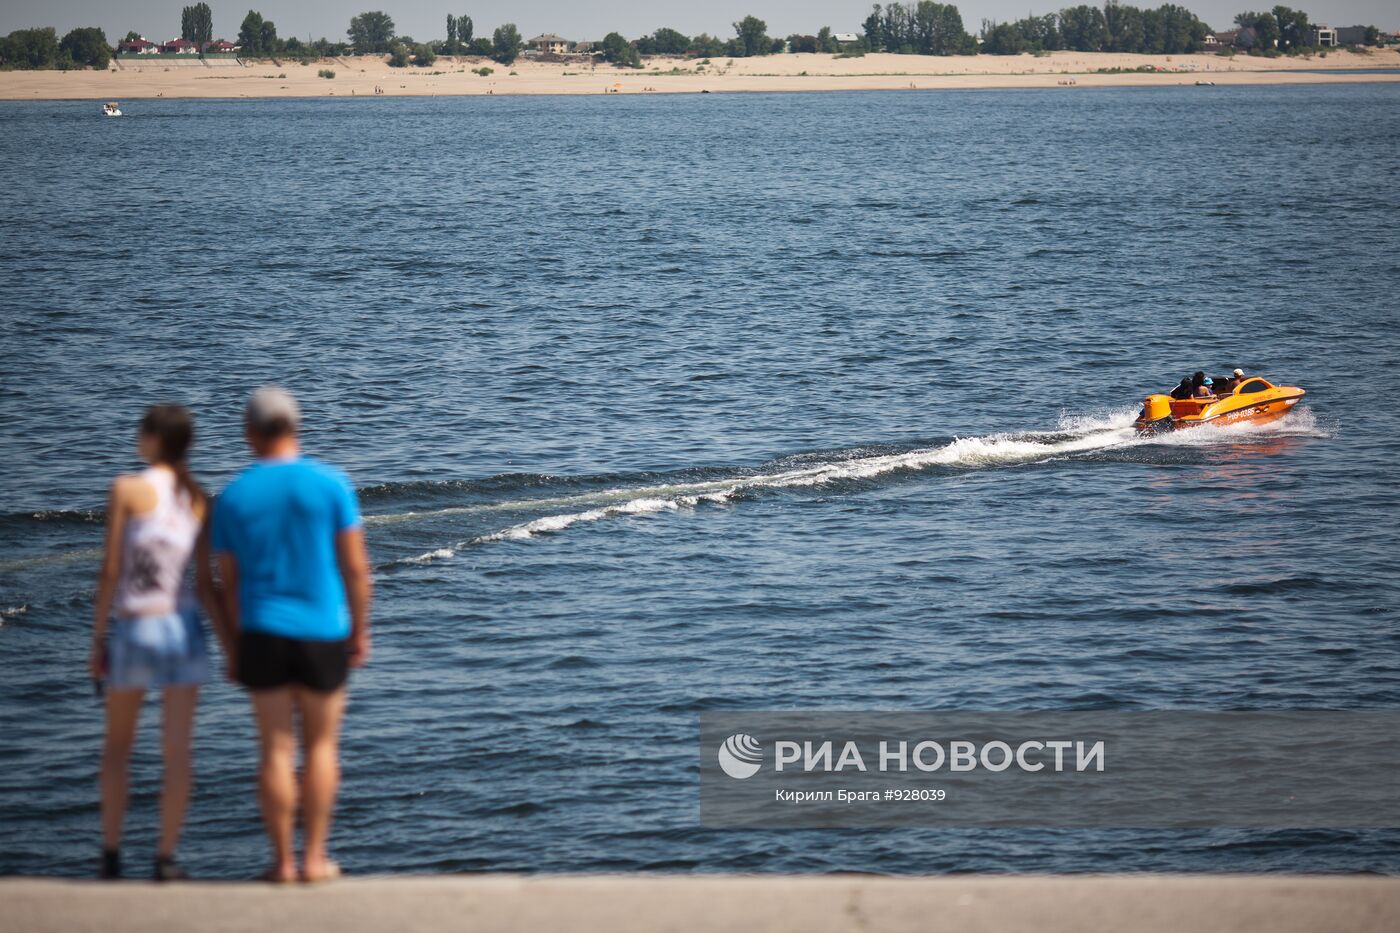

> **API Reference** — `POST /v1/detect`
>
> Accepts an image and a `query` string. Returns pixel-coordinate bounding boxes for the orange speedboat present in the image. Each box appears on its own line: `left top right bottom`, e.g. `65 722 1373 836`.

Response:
1135 375 1305 434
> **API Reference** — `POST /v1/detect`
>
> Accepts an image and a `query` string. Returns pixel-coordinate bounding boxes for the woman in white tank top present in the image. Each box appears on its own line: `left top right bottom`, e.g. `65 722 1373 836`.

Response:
91 405 228 881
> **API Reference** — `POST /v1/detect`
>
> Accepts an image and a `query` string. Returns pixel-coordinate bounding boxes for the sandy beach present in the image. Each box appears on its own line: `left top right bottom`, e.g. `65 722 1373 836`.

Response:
5 874 1400 933
2 49 1397 100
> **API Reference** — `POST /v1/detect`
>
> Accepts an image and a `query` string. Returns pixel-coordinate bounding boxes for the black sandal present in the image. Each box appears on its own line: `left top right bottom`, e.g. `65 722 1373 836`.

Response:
99 848 121 880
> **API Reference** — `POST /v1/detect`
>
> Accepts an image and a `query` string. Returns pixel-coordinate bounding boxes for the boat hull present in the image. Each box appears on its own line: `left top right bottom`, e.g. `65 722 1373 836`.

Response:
1134 383 1305 433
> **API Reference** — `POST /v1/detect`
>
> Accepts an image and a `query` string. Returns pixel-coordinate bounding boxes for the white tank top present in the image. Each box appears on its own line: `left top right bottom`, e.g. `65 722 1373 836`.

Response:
113 467 201 618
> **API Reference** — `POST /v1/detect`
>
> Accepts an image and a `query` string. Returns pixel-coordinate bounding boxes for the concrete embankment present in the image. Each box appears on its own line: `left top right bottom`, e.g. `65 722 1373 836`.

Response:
3 873 1400 932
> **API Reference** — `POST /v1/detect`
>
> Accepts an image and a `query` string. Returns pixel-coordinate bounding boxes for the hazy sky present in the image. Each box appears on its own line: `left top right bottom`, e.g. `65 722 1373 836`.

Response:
2 0 1393 43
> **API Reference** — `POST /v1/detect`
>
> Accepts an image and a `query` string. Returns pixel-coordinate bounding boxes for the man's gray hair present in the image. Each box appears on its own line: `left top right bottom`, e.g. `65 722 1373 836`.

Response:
245 385 301 437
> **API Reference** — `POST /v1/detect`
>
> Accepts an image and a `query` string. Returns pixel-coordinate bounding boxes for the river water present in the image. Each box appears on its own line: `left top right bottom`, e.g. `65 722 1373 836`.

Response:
1 84 1398 877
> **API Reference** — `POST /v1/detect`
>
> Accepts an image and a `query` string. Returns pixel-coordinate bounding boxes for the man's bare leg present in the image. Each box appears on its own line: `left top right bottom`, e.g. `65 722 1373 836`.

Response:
296 685 346 881
250 688 298 882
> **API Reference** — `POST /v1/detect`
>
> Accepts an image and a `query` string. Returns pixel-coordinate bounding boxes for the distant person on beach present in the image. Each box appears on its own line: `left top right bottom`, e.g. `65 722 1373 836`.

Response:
212 387 372 883
92 404 225 881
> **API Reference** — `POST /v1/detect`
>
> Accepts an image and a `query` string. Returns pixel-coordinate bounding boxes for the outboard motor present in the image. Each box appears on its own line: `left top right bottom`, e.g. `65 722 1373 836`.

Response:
1135 394 1173 434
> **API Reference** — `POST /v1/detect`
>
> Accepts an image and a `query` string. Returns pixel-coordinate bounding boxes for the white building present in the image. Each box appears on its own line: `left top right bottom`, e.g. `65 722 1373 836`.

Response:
1310 25 1338 46
529 33 570 54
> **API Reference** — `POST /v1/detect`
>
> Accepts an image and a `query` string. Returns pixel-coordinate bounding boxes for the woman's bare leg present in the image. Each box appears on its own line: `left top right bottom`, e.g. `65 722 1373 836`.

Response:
157 684 198 858
250 688 298 881
100 688 145 851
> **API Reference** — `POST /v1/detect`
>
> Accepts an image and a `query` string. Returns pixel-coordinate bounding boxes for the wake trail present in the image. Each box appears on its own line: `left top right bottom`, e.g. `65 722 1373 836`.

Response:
0 408 1327 577
392 407 1327 564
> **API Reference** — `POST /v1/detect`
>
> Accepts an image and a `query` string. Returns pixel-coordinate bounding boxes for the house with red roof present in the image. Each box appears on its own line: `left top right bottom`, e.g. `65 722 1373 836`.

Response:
116 37 158 55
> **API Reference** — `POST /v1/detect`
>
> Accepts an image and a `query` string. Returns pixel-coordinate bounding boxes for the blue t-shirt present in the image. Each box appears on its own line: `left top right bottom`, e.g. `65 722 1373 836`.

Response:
211 457 361 641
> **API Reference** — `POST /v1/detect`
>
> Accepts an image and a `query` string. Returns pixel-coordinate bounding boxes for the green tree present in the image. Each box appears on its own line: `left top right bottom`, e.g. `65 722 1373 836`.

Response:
59 26 111 68
492 23 522 63
863 5 885 50
980 20 1027 53
123 30 142 42
348 11 396 53
1058 5 1108 51
1158 4 1207 53
817 26 837 53
1363 25 1380 45
905 2 969 55
688 33 726 56
1104 1 1145 52
882 3 911 51
1234 10 1280 50
649 27 690 55
446 14 457 54
0 27 59 68
259 18 279 55
459 15 474 46
181 3 213 51
601 31 640 66
733 15 770 56
414 42 436 65
868 2 974 55
1271 6 1310 51
387 41 409 66
238 10 265 55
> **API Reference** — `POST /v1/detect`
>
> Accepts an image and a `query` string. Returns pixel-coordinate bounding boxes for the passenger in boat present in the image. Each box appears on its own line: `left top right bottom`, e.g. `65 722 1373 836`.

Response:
1194 377 1216 399
1169 377 1194 400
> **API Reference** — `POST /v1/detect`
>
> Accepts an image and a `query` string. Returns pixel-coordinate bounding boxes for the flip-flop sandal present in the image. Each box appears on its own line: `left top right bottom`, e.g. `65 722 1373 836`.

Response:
301 861 341 884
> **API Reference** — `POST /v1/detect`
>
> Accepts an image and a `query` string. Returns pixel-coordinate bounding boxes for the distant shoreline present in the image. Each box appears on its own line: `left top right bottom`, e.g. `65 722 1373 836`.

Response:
2 49 1398 101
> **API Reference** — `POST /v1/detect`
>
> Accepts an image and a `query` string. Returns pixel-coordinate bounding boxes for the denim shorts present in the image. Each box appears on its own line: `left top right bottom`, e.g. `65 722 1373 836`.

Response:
107 608 208 690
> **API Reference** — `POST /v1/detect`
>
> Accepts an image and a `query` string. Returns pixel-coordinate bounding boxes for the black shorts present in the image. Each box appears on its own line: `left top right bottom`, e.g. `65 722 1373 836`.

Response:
238 631 349 692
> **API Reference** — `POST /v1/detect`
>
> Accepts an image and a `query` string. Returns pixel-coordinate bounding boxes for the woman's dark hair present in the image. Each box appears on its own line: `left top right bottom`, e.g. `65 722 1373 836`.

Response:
140 404 203 504
1192 371 1206 387
1179 377 1193 388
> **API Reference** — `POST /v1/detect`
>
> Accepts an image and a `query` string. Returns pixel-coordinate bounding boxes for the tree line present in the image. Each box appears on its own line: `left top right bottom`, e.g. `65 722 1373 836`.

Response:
0 4 1390 71
979 3 1211 55
862 3 977 55
0 27 112 69
347 11 525 65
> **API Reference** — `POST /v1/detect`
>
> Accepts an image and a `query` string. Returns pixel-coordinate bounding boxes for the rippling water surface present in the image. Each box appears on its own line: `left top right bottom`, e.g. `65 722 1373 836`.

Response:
2 86 1398 877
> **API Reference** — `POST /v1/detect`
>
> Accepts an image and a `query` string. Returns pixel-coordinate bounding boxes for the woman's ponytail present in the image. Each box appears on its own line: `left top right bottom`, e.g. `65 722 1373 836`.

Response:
140 405 205 506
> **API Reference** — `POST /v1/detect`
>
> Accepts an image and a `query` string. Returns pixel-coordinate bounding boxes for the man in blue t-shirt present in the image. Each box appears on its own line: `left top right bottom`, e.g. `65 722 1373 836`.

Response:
212 386 372 884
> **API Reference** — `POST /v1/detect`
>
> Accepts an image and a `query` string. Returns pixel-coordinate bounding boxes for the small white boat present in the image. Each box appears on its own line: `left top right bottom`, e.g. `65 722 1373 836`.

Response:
102 102 123 117
1195 80 1215 87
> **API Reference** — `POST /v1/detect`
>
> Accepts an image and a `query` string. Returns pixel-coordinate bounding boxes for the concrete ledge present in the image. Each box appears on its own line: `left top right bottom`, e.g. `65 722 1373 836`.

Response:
4 874 1400 933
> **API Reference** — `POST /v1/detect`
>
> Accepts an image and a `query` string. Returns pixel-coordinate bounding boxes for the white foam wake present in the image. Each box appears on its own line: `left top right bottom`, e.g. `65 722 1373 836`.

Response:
395 411 1135 561
390 406 1328 563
